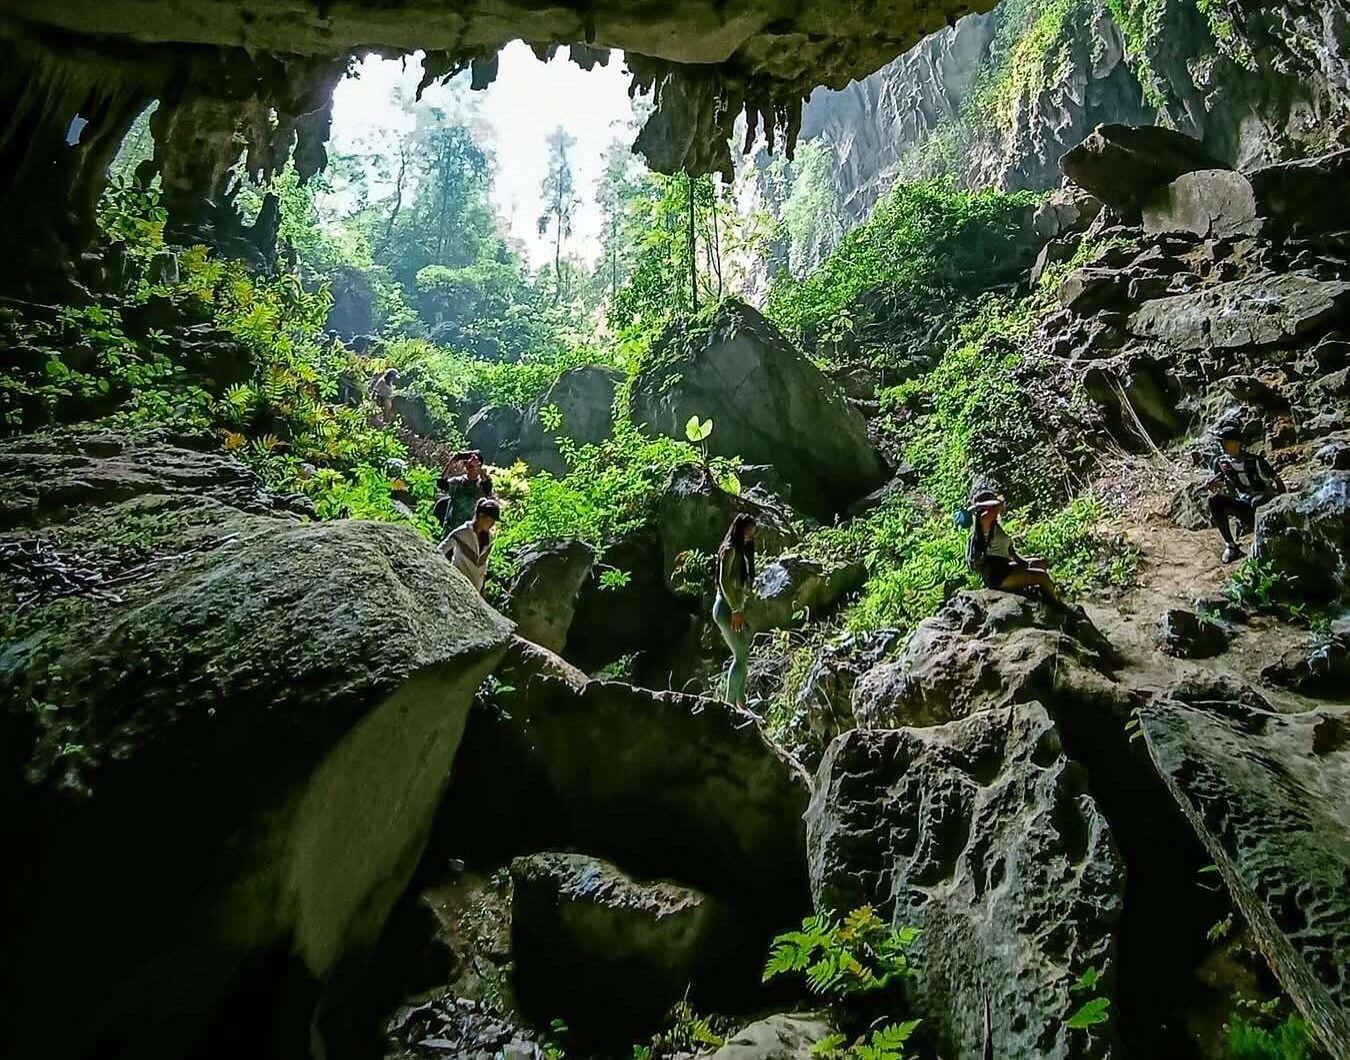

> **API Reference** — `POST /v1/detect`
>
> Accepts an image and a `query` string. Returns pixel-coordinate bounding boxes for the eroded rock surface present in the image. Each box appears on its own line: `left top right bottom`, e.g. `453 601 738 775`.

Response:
1251 470 1350 605
632 301 888 519
510 852 742 1041
808 702 1123 1060
1140 702 1350 1059
1 431 513 1059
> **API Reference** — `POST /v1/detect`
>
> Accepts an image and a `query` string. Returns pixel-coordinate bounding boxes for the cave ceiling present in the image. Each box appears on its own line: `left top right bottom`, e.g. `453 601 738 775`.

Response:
0 0 990 176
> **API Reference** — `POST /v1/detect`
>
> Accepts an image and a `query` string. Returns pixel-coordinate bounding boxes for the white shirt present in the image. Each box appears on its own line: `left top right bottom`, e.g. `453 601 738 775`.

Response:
442 521 492 592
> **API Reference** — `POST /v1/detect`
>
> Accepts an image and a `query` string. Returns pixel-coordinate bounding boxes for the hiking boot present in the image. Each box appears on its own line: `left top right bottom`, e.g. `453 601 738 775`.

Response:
1221 543 1242 564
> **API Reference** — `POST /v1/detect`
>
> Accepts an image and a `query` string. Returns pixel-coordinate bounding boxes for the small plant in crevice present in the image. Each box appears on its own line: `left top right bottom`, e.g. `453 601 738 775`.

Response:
1064 965 1110 1036
764 906 921 1058
1222 997 1318 1060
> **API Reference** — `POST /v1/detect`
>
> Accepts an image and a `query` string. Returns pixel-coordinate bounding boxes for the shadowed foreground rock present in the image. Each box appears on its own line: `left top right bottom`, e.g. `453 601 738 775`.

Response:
1139 702 1350 1060
1 432 514 1060
444 638 812 920
807 702 1123 1060
510 852 743 1043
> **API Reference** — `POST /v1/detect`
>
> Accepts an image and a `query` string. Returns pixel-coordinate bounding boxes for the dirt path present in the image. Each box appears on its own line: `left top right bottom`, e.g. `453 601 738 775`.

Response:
1081 489 1328 713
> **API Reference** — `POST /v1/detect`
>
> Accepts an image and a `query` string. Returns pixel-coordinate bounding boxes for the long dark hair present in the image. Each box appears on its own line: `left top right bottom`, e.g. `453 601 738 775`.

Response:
720 512 757 585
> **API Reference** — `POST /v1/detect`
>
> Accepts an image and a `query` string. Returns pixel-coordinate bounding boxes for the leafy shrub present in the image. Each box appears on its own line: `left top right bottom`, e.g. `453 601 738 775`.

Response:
764 907 921 1060
1223 999 1316 1060
764 180 1038 345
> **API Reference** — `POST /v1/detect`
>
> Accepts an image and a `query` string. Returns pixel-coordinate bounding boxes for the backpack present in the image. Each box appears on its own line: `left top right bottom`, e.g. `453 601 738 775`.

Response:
965 519 987 570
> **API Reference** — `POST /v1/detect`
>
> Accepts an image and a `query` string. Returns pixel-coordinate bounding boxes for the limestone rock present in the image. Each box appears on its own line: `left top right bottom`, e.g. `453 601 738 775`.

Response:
516 364 624 476
510 852 742 1041
747 554 866 633
1128 273 1350 350
1061 123 1229 219
655 463 795 592
0 431 513 1059
1251 471 1350 605
699 1013 835 1060
1139 701 1350 1059
506 538 596 653
1261 627 1350 698
787 629 903 766
1142 169 1260 239
444 638 812 921
631 301 888 520
1249 149 1350 240
1158 607 1229 659
850 590 1117 730
808 702 1123 1060
1034 182 1105 241
465 404 523 467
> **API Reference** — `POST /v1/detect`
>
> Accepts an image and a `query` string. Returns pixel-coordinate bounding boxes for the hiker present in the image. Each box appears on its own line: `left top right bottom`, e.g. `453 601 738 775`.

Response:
713 512 757 708
434 450 495 533
370 368 398 419
1205 425 1286 564
964 489 1059 600
442 496 500 594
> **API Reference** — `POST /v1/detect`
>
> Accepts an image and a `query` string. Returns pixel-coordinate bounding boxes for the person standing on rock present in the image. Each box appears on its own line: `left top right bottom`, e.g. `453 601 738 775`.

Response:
443 497 501 594
1205 425 1286 564
370 367 399 420
435 451 495 533
714 512 757 708
965 490 1060 600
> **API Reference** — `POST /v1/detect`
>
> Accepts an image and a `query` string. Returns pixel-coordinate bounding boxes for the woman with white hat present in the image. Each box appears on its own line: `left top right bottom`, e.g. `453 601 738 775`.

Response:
965 489 1059 600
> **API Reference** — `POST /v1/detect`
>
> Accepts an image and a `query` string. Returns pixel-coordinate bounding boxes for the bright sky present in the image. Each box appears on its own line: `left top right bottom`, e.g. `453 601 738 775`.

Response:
330 43 640 268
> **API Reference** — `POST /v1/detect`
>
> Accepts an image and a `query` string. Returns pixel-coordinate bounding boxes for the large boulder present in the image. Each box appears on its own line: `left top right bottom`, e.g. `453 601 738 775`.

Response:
1128 273 1350 351
1251 471 1350 605
1261 619 1350 698
516 364 624 476
849 591 1117 730
784 629 904 767
1139 702 1350 1059
656 463 795 592
630 301 888 520
465 404 523 467
746 554 867 633
0 432 514 1059
505 538 596 653
808 702 1124 1060
1248 149 1350 241
1158 607 1229 659
510 852 743 1043
443 638 812 923
1141 169 1260 240
1061 123 1229 219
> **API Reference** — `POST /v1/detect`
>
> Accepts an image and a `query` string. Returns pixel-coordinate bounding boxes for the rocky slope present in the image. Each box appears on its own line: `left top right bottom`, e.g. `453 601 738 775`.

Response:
746 0 1350 275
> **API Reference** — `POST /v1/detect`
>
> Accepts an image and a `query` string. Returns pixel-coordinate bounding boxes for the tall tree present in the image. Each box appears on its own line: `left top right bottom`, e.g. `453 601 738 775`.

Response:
537 126 579 301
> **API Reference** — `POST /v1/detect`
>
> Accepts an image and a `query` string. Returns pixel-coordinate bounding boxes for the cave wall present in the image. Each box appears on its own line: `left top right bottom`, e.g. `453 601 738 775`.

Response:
743 0 1350 276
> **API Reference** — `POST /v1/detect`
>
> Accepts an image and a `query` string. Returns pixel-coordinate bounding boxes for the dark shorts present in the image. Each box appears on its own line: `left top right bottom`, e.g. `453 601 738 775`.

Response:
980 556 1012 588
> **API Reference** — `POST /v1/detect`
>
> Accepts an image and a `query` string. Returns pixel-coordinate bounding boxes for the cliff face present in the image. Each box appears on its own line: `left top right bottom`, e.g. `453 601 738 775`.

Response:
755 0 1350 264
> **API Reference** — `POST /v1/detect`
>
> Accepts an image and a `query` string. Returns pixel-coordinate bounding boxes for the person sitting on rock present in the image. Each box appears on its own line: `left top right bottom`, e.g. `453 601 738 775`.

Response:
1205 425 1286 564
434 450 495 533
442 496 500 594
965 489 1059 600
714 512 757 708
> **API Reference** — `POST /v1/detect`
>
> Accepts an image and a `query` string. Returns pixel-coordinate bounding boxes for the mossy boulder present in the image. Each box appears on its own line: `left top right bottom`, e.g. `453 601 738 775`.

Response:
1 431 513 1059
631 301 888 520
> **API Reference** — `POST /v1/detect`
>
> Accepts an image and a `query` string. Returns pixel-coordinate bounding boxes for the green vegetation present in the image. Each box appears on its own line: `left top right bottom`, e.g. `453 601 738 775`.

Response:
1223 999 1317 1060
764 906 922 1060
764 179 1038 347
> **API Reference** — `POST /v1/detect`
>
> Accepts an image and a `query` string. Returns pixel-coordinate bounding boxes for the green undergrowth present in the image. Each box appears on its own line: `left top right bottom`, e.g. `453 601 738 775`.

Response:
764 180 1039 347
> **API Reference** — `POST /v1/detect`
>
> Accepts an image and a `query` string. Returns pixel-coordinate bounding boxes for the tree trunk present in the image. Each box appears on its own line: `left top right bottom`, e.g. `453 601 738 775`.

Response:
687 171 698 313
382 146 408 248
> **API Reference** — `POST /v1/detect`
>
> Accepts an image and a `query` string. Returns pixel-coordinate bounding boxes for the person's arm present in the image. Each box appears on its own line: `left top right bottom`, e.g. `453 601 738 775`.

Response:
1259 454 1287 493
718 548 747 613
481 472 494 497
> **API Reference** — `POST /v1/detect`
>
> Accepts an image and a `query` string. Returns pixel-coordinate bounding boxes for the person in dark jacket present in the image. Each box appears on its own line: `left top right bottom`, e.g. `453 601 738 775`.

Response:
1205 425 1287 563
433 450 494 533
965 489 1058 600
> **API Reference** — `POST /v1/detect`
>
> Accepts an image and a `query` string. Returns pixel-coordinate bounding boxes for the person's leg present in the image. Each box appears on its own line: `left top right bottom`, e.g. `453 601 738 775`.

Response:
999 567 1059 600
1208 493 1236 545
712 597 750 706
